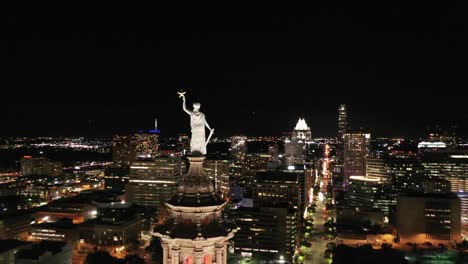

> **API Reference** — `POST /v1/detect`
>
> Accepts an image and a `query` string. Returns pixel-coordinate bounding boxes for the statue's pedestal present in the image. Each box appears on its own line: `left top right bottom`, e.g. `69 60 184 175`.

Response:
186 155 206 177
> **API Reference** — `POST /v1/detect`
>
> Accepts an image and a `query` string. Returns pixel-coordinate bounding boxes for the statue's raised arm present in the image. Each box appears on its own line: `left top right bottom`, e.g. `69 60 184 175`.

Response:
181 95 191 115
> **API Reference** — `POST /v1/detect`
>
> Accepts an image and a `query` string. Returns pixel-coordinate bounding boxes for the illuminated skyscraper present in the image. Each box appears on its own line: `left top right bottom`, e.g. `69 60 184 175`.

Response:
284 118 312 166
177 134 190 155
204 158 231 198
367 156 426 193
125 155 184 208
112 135 133 167
132 129 160 160
343 131 370 187
348 175 394 215
20 156 62 177
420 152 468 193
338 104 347 141
230 136 247 163
228 206 297 261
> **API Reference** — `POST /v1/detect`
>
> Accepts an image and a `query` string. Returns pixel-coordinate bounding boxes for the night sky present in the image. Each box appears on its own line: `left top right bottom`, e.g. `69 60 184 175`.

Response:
4 7 467 138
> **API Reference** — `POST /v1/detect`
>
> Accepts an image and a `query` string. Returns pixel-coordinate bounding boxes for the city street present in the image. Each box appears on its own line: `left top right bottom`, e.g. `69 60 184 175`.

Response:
304 145 335 264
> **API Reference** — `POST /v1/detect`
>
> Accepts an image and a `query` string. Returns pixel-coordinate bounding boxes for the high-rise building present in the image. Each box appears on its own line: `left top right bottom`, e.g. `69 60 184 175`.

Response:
20 156 62 177
177 134 190 155
347 175 394 215
125 156 184 208
112 135 133 167
338 104 347 141
252 171 302 212
154 155 236 264
343 131 370 187
245 153 271 174
113 130 160 167
284 118 312 166
397 193 461 245
204 158 231 197
230 136 247 163
132 129 160 160
366 156 426 193
228 206 297 261
424 178 452 194
420 151 468 194
103 167 130 193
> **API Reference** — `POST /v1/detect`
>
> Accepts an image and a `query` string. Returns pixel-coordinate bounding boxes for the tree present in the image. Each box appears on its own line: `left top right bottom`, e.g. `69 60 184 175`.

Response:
359 244 373 251
380 243 392 250
456 240 468 250
326 242 336 251
123 254 146 264
145 236 163 263
438 243 447 251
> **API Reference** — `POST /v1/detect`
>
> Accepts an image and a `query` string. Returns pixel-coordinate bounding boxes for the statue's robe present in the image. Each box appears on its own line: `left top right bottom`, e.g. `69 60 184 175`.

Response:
190 112 207 154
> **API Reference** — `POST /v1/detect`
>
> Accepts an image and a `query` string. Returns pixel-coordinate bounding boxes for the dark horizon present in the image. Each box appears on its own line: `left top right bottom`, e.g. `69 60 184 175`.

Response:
1 102 465 139
5 8 467 138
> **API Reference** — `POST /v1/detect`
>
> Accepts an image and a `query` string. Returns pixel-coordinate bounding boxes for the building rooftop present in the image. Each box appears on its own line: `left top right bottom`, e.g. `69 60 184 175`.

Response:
398 192 459 199
255 171 298 182
31 219 77 230
80 216 142 227
294 118 310 131
349 175 382 182
154 219 234 239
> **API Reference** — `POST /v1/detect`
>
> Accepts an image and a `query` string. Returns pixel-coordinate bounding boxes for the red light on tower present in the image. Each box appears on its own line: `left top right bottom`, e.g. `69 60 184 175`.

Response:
23 156 32 159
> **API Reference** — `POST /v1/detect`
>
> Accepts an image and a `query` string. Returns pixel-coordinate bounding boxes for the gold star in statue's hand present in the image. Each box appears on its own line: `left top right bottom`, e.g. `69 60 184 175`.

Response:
177 90 186 98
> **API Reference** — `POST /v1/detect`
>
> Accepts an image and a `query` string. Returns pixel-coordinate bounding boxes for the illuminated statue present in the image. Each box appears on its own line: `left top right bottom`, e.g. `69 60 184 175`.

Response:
180 91 214 155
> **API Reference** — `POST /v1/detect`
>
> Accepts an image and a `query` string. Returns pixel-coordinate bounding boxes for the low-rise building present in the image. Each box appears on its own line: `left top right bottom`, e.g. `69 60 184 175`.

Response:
397 193 461 245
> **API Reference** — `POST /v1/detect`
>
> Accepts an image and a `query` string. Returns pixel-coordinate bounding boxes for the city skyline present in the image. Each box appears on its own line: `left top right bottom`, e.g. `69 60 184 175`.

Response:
3 6 468 264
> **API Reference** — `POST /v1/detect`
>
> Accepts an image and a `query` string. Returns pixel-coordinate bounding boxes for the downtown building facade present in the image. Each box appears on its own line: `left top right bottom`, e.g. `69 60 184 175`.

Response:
112 129 160 167
228 169 306 262
343 131 370 188
228 205 296 261
204 157 231 198
397 193 461 245
20 156 62 177
125 155 184 208
338 104 347 142
347 175 394 216
284 118 312 166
